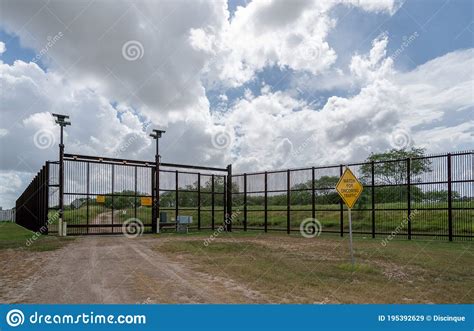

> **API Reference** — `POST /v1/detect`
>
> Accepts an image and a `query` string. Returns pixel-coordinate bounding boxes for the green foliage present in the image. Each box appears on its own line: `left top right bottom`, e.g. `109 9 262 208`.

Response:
103 190 146 209
360 147 431 185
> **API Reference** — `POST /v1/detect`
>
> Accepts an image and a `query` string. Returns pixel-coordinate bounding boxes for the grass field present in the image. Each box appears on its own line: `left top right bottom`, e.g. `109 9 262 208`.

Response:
155 231 474 303
60 202 473 236
0 222 73 251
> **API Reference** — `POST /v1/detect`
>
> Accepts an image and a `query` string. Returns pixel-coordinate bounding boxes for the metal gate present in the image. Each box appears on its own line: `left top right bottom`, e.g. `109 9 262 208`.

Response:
46 154 229 235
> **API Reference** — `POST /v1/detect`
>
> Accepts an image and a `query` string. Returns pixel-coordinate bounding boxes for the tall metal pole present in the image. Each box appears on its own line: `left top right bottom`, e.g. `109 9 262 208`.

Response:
348 207 355 267
52 114 70 237
156 135 159 232
59 125 64 235
150 129 165 233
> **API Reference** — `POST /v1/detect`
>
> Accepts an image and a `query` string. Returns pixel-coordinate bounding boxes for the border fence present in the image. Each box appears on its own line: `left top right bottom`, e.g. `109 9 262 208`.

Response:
230 151 473 241
43 154 230 235
0 209 15 221
15 163 50 233
15 150 473 241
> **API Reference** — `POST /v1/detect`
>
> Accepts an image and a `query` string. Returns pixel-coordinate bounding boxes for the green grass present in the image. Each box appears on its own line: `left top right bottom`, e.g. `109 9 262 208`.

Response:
0 222 73 251
60 205 103 224
59 202 473 237
155 232 474 303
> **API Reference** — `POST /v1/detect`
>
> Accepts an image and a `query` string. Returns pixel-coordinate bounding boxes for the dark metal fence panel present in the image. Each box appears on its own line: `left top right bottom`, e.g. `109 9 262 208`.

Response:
17 154 228 235
451 152 473 240
15 151 472 240
232 151 473 241
15 163 49 233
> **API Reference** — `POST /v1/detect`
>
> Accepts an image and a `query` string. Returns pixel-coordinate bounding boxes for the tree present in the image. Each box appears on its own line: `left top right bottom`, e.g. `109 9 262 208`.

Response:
313 176 339 205
360 147 431 185
104 190 139 209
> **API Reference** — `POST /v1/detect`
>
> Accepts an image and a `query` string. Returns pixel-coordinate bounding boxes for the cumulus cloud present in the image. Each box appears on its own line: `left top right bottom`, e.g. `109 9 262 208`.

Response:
0 0 471 208
0 0 229 125
221 46 473 171
204 0 400 87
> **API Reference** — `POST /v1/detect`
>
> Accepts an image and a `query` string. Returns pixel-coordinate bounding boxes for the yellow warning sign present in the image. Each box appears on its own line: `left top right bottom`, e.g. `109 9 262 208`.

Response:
96 195 105 203
141 197 152 206
336 167 363 209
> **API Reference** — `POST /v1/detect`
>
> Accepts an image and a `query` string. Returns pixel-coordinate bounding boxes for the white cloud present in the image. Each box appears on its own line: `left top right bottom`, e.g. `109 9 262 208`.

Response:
0 41 6 55
0 0 229 125
221 46 473 172
0 0 471 209
204 0 399 87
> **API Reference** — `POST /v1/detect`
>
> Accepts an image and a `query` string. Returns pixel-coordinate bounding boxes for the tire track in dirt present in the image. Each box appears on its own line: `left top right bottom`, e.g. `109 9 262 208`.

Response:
1 236 266 303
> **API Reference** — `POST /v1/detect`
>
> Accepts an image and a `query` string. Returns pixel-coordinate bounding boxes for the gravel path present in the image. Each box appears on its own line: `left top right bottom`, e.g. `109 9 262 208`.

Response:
0 235 264 303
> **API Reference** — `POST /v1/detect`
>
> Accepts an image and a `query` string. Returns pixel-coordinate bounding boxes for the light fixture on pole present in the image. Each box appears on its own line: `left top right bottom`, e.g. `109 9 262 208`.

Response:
149 129 165 233
52 113 71 237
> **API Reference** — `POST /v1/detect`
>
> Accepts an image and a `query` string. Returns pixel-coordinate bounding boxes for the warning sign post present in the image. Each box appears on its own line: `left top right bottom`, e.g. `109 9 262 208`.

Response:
336 167 364 267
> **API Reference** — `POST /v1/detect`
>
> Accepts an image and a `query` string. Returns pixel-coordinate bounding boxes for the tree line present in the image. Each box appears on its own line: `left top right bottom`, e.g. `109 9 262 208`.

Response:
68 148 467 209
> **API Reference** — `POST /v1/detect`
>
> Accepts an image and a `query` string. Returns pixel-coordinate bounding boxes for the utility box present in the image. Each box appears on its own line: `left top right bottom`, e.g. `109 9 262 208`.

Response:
176 216 192 233
160 212 168 223
177 216 192 224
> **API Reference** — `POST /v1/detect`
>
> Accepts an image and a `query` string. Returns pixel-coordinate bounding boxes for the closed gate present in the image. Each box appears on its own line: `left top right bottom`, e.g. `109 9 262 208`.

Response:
47 154 229 235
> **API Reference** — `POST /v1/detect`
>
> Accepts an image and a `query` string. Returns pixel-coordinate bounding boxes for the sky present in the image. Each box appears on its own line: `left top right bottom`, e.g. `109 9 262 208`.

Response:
0 0 473 208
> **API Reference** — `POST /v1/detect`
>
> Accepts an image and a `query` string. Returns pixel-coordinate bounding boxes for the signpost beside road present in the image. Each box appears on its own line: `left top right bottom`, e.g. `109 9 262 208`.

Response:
336 167 363 267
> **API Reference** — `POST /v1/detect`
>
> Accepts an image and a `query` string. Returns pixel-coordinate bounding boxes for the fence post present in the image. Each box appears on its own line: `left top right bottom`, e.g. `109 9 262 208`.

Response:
211 174 215 230
198 173 201 230
311 167 316 220
407 158 411 240
264 171 268 233
134 166 137 220
447 153 453 241
175 170 179 222
111 164 114 233
371 161 375 238
287 169 290 234
339 164 343 237
226 164 232 232
223 175 226 229
58 131 65 236
151 168 156 232
45 162 50 235
39 166 44 233
244 173 247 231
86 162 90 234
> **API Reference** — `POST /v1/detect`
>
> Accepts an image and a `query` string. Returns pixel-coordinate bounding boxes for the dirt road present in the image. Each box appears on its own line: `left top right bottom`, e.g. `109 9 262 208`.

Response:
0 236 265 303
88 210 122 234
